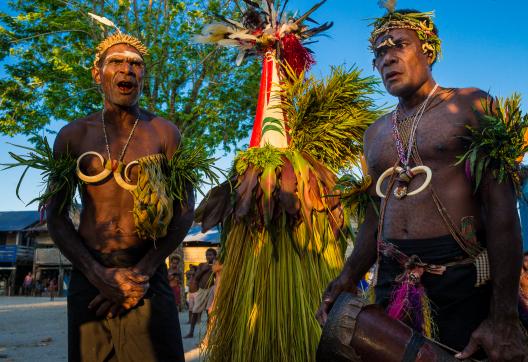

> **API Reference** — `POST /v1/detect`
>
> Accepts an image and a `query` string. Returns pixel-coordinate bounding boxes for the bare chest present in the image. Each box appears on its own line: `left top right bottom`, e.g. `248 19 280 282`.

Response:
367 107 470 176
75 124 162 182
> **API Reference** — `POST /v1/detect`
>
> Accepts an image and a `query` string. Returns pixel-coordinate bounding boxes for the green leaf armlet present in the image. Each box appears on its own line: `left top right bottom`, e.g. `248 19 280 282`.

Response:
167 143 223 204
2 135 78 213
455 93 528 193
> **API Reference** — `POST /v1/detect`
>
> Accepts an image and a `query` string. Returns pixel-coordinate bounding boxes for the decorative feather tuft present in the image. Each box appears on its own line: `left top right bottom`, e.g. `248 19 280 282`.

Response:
377 0 396 13
386 268 437 339
194 0 332 67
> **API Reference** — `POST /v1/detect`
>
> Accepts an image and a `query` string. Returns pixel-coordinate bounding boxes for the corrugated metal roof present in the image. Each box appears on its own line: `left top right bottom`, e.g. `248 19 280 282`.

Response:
0 211 41 232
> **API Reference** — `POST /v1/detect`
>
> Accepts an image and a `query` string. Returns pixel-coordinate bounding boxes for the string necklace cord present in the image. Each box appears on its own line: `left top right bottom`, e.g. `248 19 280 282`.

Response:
392 84 439 168
101 109 140 163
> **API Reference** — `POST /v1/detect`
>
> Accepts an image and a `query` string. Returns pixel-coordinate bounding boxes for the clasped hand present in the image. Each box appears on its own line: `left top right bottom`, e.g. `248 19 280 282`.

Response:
88 267 150 318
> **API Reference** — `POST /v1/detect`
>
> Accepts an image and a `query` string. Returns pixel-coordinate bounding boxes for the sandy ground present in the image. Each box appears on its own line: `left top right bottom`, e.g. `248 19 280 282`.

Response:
0 297 206 362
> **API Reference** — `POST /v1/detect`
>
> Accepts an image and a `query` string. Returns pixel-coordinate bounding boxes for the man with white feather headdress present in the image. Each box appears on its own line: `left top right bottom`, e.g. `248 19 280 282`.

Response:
3 14 205 360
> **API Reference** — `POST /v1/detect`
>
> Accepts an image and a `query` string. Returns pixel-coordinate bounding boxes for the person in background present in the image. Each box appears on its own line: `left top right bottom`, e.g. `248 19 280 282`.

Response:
184 249 216 338
49 278 57 301
22 272 33 296
186 264 198 324
169 273 182 312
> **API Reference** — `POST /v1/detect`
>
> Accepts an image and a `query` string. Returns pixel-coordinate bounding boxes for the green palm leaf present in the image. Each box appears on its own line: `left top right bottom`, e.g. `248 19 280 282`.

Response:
274 63 382 172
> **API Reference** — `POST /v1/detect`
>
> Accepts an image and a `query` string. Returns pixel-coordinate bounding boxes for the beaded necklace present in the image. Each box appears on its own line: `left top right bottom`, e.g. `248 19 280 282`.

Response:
389 84 438 199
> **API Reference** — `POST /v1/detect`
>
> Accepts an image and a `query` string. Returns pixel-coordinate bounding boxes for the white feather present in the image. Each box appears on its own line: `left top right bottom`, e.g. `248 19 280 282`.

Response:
88 12 119 31
228 31 258 41
378 0 396 12
224 18 245 29
203 23 234 36
217 39 241 47
236 51 246 66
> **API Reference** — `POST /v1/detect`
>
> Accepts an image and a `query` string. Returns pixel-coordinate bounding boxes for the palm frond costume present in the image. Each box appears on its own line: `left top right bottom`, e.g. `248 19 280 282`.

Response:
194 2 380 360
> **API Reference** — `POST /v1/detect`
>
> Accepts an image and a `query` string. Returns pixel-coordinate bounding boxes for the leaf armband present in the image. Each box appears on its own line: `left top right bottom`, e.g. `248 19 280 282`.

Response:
456 94 528 193
3 135 78 214
167 143 222 204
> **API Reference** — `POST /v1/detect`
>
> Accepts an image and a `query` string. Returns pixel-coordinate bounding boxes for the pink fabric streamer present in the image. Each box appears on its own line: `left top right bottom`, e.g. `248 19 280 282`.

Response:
387 277 426 334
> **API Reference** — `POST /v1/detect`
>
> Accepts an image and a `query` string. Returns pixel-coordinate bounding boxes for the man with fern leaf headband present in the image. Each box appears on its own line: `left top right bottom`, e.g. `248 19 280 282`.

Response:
40 30 195 361
317 5 528 361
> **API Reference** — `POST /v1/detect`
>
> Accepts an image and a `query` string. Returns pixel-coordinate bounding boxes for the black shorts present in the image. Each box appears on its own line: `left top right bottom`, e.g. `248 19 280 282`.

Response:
375 234 491 353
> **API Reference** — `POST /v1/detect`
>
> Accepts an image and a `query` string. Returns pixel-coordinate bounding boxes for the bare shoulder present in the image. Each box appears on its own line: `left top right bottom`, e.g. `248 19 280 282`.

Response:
451 87 489 104
146 111 182 157
440 87 491 128
53 114 96 156
451 87 491 114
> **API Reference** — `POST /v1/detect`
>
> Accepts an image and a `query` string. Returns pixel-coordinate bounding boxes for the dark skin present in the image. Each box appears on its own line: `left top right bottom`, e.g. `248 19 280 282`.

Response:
186 265 198 324
47 43 195 318
194 250 216 289
316 29 528 361
187 266 199 293
184 250 216 338
520 255 528 311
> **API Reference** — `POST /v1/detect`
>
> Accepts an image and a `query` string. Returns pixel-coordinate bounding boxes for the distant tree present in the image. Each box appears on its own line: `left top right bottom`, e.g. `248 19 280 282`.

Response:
0 0 260 153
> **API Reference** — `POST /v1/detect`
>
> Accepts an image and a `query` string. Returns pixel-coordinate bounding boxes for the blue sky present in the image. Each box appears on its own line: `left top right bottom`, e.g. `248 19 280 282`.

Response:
1 0 527 211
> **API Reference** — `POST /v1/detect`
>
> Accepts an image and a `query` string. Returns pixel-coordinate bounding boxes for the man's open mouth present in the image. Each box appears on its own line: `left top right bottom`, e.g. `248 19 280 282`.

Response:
116 81 136 93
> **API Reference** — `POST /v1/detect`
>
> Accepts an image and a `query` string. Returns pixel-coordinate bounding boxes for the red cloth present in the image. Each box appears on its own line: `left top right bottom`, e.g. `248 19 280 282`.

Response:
249 54 274 148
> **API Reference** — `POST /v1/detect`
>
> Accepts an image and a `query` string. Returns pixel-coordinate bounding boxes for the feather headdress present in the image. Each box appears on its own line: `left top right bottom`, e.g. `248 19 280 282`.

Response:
378 0 396 13
194 0 332 72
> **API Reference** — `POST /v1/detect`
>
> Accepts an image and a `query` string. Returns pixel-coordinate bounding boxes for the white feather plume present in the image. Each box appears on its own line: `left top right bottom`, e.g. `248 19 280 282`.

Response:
236 51 246 66
88 12 121 33
377 0 396 13
228 31 258 41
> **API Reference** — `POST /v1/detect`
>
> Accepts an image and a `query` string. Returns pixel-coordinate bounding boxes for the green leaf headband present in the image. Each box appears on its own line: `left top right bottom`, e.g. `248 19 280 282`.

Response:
369 11 442 64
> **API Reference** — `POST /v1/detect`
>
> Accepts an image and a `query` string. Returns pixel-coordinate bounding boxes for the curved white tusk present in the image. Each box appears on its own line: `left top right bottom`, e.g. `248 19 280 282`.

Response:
124 161 139 183
376 166 403 198
113 163 138 191
76 151 112 183
406 166 432 196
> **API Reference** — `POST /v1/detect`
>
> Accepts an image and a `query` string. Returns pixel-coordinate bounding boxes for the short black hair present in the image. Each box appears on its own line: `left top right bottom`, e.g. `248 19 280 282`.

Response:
206 248 217 256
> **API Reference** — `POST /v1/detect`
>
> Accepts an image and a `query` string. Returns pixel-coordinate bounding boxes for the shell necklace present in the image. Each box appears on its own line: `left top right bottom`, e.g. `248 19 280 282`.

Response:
75 110 140 191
